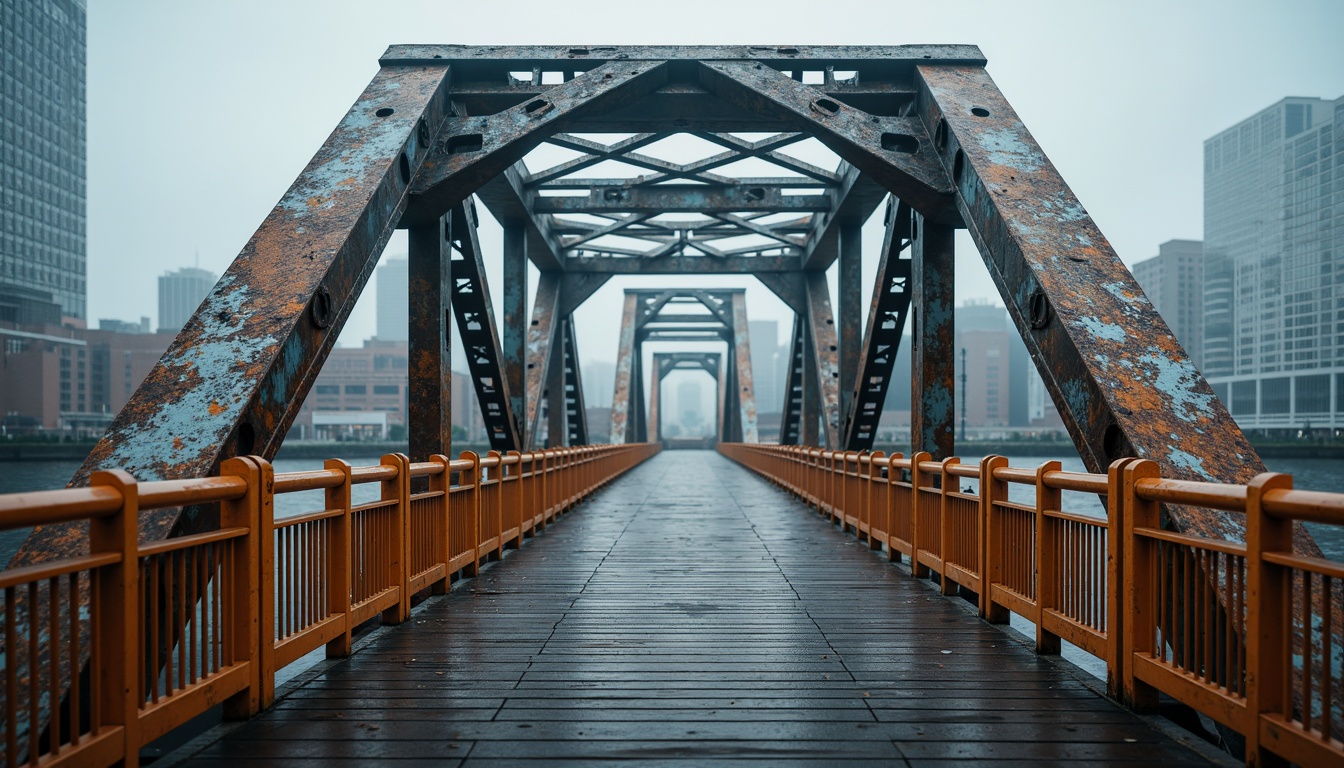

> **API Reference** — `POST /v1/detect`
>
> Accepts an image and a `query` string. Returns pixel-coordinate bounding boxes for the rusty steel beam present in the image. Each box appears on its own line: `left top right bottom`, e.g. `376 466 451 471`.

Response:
524 273 563 449
561 318 589 445
451 201 520 451
545 329 567 447
534 185 831 215
408 214 453 460
729 292 760 443
381 44 987 66
609 292 640 443
804 272 842 448
11 63 455 569
801 321 821 447
837 220 862 425
844 199 913 451
779 314 806 445
405 60 671 224
694 60 955 222
915 64 1278 545
910 211 955 459
565 255 800 274
799 163 887 271
716 346 731 443
503 224 528 442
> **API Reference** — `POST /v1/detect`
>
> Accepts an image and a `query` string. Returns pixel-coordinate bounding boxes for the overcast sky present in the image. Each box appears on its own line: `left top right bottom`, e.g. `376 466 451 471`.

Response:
87 0 1344 377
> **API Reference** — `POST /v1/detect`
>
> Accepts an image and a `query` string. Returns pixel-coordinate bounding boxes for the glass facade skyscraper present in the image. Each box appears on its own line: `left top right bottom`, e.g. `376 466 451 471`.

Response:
0 0 86 321
1203 95 1343 432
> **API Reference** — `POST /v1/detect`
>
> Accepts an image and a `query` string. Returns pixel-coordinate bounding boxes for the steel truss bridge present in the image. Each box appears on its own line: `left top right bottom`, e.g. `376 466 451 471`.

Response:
4 44 1340 768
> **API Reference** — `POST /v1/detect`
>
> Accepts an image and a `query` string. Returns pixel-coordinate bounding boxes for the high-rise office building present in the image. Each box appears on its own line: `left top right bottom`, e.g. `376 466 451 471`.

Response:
1132 239 1203 366
0 0 87 321
1203 96 1343 432
376 257 408 342
157 267 217 333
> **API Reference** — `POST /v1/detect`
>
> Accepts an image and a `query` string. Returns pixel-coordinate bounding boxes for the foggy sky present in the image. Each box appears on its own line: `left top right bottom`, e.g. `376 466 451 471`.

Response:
86 0 1344 365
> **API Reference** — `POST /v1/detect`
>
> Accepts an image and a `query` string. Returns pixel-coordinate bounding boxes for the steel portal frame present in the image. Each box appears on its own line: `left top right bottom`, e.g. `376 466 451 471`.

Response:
13 42 1309 572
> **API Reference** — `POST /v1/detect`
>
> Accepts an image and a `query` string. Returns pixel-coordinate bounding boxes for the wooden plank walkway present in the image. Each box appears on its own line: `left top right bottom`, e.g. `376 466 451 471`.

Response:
171 451 1221 767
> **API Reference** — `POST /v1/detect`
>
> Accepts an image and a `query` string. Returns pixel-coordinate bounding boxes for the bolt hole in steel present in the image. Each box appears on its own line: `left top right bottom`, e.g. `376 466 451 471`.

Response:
746 187 765 201
953 149 966 184
880 133 919 154
934 118 948 151
1103 423 1127 462
311 284 334 329
971 106 991 117
777 47 800 55
568 48 589 56
910 216 919 241
397 152 410 185
1028 292 1051 329
417 118 429 145
235 422 256 456
811 98 841 116
375 107 395 118
446 133 484 154
524 99 553 117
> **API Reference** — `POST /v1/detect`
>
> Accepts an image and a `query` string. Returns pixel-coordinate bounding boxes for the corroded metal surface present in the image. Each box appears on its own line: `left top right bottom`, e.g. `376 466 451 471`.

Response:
916 64 1274 545
844 199 913 450
502 225 528 442
729 292 760 443
408 214 452 460
804 272 842 448
608 293 640 444
779 315 807 445
910 212 955 459
560 318 589 445
838 221 862 424
524 274 562 449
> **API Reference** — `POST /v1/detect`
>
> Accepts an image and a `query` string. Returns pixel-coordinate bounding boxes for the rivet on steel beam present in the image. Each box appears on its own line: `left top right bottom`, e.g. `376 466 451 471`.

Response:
311 284 333 329
1028 292 1051 330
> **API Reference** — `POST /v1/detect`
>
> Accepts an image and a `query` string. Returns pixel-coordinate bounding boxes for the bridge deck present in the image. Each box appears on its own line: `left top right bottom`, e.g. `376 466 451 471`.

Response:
174 451 1217 767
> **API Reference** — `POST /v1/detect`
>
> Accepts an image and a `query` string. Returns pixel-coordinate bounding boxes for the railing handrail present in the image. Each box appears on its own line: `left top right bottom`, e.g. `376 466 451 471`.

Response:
718 442 1343 768
0 442 661 768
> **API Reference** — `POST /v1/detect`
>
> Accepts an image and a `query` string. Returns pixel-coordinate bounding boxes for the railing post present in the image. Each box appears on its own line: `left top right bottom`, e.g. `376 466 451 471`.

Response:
1103 458 1136 698
1121 458 1160 711
1034 460 1062 654
430 454 452 595
325 459 353 657
88 469 140 766
980 455 1009 622
487 450 505 558
461 451 480 576
381 453 411 625
909 451 932 578
867 451 885 551
236 455 276 709
1246 471 1294 768
939 456 959 596
218 456 264 719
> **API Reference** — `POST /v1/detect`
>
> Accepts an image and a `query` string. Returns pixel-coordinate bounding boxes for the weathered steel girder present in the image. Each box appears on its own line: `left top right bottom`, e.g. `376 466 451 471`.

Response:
779 314 807 445
450 201 520 451
843 199 913 451
560 318 589 446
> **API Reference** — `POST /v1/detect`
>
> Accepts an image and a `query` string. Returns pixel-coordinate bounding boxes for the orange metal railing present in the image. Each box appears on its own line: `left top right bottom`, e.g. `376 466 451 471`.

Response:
719 442 1343 768
0 443 658 768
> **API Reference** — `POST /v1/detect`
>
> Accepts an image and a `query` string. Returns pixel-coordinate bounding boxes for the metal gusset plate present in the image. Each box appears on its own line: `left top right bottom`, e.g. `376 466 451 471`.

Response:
916 64 1271 544
11 63 454 568
524 274 562 449
844 199 913 451
804 272 842 448
779 315 807 445
408 214 453 460
694 61 954 221
752 272 807 315
475 164 565 271
405 60 671 224
451 201 520 451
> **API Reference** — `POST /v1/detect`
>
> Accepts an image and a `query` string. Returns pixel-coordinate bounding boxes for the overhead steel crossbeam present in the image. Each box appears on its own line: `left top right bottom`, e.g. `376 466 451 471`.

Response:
16 42 1315 602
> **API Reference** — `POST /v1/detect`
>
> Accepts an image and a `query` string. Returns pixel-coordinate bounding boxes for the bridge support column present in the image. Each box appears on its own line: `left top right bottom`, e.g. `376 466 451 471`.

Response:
838 221 862 427
911 212 955 459
503 225 528 447
408 214 452 460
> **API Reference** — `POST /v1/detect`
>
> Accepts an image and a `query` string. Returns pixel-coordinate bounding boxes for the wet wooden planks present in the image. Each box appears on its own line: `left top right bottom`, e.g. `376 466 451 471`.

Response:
174 451 1220 767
